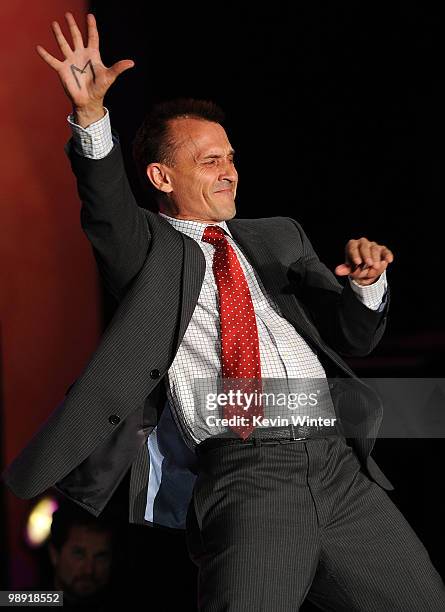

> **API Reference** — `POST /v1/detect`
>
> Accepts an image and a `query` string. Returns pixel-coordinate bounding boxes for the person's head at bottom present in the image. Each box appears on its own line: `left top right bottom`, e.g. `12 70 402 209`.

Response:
48 501 114 605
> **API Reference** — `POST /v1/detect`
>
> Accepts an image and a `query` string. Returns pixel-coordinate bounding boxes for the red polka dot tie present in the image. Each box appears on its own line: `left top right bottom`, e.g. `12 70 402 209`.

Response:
202 225 263 439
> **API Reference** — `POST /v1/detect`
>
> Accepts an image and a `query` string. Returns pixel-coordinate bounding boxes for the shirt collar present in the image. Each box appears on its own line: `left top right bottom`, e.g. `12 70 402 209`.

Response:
158 212 232 241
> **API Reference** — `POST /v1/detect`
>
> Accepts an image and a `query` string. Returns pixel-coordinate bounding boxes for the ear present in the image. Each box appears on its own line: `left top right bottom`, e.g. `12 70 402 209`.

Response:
146 163 173 193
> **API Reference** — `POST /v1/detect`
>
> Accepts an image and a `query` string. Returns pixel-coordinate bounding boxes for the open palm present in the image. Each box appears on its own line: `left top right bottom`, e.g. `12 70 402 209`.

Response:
36 12 134 110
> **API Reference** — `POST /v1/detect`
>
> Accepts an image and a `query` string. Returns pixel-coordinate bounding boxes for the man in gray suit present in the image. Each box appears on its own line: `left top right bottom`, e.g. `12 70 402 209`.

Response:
3 12 445 611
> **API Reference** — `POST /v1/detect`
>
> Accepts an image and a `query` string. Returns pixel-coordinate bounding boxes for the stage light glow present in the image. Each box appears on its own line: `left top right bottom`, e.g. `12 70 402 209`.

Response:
24 496 59 548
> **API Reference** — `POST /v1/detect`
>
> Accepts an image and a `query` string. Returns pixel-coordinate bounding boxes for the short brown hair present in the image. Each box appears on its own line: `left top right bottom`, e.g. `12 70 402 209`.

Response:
132 98 225 211
49 501 115 552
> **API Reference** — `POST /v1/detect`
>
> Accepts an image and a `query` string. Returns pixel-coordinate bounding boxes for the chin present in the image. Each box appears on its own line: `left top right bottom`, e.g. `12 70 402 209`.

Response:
219 205 236 221
207 196 236 221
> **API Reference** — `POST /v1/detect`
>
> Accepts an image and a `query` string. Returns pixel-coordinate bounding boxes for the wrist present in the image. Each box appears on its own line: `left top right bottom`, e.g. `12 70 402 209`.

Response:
350 275 380 286
72 104 105 128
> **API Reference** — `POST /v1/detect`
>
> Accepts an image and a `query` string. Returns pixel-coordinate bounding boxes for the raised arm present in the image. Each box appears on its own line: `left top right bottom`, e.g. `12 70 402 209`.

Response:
37 12 150 300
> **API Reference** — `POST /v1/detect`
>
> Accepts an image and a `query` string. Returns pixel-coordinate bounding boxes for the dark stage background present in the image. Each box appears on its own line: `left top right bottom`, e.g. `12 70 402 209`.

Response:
96 1 444 360
2 2 443 609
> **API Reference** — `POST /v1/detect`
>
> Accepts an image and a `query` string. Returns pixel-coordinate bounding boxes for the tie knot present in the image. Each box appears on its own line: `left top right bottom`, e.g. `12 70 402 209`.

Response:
202 225 227 245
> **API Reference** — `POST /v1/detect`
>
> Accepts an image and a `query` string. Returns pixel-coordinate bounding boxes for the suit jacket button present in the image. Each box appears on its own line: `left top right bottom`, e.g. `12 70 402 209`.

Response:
109 415 120 425
150 369 160 379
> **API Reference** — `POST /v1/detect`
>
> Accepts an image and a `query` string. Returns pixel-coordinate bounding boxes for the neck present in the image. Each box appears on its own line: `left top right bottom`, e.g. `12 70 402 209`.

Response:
160 212 225 224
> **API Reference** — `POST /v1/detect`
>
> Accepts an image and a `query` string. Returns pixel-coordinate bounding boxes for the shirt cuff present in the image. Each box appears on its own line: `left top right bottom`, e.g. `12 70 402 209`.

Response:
349 269 388 311
67 106 114 159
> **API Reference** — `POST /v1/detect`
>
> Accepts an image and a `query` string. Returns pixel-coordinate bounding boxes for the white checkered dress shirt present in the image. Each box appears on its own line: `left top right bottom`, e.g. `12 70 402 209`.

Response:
67 107 387 448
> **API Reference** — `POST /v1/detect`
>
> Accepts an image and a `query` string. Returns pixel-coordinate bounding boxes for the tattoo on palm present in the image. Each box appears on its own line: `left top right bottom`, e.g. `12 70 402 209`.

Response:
70 60 96 89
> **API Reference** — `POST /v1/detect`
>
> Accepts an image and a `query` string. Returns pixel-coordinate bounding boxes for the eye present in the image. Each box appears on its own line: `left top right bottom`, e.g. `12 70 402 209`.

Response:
72 550 84 558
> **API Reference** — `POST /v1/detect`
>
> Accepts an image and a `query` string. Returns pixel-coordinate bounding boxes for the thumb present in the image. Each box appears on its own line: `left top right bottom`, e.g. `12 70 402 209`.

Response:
109 59 135 80
335 263 352 276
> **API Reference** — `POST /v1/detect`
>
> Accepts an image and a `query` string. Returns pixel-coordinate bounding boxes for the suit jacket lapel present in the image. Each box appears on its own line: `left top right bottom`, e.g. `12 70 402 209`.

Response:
174 218 336 360
173 233 206 354
226 219 326 351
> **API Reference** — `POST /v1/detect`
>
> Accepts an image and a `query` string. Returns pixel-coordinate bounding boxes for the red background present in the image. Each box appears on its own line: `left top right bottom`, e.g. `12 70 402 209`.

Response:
0 1 101 586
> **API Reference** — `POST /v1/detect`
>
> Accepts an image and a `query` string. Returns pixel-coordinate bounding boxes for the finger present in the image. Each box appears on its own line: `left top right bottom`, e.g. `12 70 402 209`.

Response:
86 13 99 50
370 244 383 266
381 247 394 263
357 239 373 267
346 241 363 266
109 59 135 79
51 20 74 57
35 44 63 70
335 263 352 276
64 12 85 50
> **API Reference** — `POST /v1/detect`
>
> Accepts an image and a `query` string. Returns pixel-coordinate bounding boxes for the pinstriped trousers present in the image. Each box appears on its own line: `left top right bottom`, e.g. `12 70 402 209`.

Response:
185 436 445 611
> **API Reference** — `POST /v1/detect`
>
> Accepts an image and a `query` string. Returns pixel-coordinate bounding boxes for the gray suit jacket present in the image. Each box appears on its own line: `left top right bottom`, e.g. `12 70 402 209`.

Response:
1 136 393 528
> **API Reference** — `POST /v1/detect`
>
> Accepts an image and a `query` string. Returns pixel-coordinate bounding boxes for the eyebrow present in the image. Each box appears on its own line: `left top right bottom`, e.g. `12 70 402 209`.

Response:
201 149 235 160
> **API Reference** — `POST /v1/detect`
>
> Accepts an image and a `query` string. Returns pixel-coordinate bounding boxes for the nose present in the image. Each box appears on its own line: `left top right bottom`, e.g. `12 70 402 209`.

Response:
80 556 95 574
218 159 237 183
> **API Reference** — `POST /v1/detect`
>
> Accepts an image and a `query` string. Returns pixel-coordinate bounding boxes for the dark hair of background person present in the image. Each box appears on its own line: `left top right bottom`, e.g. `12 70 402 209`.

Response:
49 501 116 551
132 97 225 212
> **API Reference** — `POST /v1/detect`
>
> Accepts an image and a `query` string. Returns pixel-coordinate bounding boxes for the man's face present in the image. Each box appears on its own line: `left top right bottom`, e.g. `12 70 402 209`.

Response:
155 117 238 222
49 526 112 601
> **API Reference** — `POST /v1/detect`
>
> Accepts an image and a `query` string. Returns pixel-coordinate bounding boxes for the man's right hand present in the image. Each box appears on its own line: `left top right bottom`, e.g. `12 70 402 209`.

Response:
36 12 134 127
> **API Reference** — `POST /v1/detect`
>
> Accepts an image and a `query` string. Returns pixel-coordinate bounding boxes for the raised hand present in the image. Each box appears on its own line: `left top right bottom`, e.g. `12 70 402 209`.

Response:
36 12 134 126
334 237 394 286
